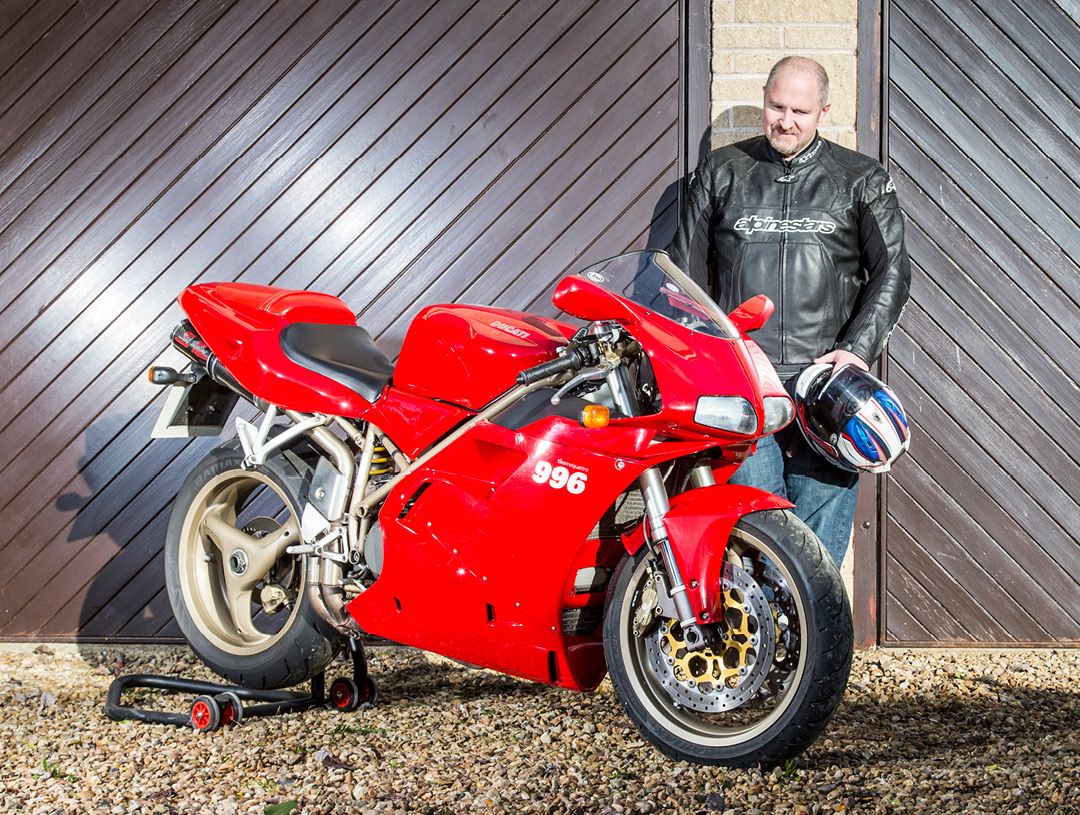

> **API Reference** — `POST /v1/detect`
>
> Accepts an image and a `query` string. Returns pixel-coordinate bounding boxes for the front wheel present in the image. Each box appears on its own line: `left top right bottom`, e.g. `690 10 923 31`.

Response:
603 509 852 767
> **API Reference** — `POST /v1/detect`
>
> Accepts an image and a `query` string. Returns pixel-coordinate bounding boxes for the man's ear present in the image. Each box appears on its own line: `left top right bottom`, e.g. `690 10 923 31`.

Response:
819 102 831 121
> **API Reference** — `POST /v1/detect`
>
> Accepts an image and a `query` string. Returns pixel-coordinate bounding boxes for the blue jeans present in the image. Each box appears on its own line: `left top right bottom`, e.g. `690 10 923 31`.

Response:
728 428 859 567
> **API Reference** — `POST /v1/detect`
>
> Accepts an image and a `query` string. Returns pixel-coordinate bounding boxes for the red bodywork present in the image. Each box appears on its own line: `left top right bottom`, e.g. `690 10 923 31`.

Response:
181 283 369 416
394 304 575 409
178 270 791 691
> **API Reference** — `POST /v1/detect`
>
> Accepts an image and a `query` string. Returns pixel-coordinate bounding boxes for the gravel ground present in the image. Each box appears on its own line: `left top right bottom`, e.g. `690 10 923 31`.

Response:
0 643 1076 815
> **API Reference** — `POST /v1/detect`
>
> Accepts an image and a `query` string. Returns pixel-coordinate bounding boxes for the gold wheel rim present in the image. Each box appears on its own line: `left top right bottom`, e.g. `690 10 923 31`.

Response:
621 524 809 746
178 469 304 655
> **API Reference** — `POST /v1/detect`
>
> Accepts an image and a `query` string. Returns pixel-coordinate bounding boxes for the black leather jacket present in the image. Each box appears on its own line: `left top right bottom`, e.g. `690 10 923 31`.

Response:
667 134 910 379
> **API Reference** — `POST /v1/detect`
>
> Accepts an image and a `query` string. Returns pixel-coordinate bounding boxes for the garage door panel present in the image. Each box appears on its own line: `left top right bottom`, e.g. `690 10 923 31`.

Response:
890 6 1077 214
884 548 979 643
888 362 1078 581
883 0 1080 644
889 90 1077 293
0 0 390 356
890 52 1078 262
349 16 677 343
0 0 233 242
888 460 1060 641
892 1 1078 172
890 329 1079 535
0 0 690 639
325 2 675 332
889 156 1080 385
904 0 1077 120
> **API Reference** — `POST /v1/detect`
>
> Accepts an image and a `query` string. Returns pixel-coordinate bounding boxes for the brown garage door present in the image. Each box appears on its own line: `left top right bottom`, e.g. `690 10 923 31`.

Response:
0 0 704 640
880 0 1080 644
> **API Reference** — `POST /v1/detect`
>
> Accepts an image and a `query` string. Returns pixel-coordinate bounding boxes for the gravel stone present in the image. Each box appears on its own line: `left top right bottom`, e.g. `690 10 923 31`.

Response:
0 644 1077 814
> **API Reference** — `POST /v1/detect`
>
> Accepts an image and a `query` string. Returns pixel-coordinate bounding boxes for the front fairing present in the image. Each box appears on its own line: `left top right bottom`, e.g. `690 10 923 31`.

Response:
554 252 785 443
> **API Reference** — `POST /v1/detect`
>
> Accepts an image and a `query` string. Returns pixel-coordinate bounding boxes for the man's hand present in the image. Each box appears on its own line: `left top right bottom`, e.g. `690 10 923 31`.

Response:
815 349 869 371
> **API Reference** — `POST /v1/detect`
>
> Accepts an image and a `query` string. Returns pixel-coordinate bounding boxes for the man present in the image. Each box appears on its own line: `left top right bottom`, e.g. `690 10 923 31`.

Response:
667 56 910 567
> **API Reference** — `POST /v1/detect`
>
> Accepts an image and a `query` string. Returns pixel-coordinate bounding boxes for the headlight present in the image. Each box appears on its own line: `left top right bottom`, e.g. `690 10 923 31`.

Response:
694 396 758 434
763 395 794 434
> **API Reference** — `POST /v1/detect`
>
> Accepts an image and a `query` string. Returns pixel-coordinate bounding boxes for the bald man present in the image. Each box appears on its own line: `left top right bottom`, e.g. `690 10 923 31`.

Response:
667 56 910 567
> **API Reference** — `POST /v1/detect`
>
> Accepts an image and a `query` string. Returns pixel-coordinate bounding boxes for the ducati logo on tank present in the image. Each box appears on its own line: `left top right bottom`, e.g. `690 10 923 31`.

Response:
489 320 530 339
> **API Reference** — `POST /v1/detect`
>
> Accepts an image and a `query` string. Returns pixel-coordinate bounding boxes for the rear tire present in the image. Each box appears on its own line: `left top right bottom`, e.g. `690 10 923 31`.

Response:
165 443 342 689
603 509 852 767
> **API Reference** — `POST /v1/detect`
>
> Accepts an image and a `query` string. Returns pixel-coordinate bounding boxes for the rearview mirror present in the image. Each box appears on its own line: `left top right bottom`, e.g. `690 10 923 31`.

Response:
728 295 774 334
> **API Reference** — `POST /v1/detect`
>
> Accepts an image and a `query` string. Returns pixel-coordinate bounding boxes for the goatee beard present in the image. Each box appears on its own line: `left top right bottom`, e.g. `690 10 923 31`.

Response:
768 134 798 157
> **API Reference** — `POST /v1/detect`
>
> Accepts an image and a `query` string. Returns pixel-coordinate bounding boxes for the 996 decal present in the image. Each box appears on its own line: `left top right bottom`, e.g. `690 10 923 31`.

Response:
532 460 588 494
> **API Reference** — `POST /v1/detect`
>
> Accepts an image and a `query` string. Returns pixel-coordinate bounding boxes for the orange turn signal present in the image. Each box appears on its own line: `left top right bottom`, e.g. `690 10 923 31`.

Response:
581 404 610 429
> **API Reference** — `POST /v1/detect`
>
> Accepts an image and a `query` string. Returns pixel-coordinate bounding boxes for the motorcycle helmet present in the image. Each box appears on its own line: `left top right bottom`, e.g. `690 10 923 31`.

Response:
792 363 910 473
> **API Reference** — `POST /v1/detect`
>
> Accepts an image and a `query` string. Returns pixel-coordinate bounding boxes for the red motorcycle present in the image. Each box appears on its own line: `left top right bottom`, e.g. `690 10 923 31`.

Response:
150 250 852 766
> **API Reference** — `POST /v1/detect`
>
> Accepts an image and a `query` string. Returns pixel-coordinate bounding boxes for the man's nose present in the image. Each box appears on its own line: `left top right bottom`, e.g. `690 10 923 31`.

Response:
780 110 794 129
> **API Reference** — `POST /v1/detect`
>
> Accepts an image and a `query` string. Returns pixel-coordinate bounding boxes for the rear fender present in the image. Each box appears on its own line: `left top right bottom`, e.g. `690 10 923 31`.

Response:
621 484 794 621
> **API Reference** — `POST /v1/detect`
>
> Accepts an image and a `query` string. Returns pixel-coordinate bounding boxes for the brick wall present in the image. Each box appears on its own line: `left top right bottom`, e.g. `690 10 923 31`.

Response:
710 0 859 149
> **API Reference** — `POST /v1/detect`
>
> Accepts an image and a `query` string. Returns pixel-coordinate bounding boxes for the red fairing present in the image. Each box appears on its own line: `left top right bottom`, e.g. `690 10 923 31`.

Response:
394 304 574 410
364 387 472 460
345 417 701 691
179 283 379 417
621 484 794 621
554 276 768 441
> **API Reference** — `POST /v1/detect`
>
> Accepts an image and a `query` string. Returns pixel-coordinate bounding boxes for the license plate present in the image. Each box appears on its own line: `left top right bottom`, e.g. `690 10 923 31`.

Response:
151 373 239 438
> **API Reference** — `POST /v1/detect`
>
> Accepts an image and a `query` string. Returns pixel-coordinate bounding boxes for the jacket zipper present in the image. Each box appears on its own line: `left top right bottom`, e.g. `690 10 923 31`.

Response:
779 162 792 365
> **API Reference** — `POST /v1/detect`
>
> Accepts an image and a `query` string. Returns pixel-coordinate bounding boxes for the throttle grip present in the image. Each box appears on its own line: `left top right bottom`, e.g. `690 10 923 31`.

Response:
516 346 590 385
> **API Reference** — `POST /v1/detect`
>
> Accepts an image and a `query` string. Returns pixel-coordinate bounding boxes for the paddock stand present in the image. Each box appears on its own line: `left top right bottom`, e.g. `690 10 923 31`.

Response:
104 639 378 732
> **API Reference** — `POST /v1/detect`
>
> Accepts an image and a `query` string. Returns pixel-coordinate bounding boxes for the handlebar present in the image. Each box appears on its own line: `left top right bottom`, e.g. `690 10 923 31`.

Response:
516 344 596 386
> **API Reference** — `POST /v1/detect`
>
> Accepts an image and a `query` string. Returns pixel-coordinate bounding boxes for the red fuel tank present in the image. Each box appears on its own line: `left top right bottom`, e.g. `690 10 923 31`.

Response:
393 305 575 410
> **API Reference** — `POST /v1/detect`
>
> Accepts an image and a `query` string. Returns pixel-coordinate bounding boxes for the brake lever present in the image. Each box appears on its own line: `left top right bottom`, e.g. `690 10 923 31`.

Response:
550 366 611 405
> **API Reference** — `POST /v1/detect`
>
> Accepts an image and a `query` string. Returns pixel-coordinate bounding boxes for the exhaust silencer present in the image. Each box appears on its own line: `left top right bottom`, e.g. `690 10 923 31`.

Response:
170 321 258 405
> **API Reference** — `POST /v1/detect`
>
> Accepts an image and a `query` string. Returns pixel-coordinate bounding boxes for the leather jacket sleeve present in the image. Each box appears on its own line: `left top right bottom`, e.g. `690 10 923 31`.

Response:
666 153 724 294
835 169 911 365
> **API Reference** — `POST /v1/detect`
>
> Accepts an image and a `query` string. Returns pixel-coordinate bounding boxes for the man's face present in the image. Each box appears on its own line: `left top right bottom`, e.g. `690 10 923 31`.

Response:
762 68 829 158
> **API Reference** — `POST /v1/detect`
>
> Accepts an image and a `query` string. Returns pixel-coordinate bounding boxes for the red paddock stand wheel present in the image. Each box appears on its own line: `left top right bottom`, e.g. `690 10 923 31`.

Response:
216 691 244 726
328 677 360 711
328 675 379 712
189 695 222 732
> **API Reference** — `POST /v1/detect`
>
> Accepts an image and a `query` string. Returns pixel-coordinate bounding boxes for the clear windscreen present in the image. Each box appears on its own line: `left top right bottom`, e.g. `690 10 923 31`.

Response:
575 251 739 339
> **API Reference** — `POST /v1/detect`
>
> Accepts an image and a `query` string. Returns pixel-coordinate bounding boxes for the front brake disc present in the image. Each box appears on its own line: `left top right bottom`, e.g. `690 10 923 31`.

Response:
644 561 776 712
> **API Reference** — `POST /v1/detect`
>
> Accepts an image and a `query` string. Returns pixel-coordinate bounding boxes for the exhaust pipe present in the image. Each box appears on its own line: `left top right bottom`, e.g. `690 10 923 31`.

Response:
287 412 363 638
170 321 260 406
306 560 362 638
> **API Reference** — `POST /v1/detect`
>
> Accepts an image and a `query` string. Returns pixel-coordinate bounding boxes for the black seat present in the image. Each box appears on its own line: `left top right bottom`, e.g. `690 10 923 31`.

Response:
280 322 394 404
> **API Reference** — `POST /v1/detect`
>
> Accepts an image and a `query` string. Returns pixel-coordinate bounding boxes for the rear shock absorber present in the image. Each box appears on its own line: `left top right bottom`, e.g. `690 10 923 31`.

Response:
369 443 393 477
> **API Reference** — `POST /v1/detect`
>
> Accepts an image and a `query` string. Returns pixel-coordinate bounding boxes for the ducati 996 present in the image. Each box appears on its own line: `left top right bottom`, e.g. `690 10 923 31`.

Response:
149 250 852 766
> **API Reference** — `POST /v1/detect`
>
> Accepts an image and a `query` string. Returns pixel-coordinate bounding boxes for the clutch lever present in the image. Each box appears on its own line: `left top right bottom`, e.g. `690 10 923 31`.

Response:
550 366 610 405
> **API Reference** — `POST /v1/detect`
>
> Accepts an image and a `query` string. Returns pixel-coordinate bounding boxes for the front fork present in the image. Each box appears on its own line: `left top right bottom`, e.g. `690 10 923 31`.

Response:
606 365 713 651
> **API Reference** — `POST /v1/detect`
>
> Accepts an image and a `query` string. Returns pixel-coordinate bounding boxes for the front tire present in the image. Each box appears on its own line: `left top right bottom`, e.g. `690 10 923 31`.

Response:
603 509 852 767
165 443 342 689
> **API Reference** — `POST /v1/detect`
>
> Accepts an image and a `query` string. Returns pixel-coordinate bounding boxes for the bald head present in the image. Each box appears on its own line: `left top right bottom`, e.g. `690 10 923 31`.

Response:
766 57 829 107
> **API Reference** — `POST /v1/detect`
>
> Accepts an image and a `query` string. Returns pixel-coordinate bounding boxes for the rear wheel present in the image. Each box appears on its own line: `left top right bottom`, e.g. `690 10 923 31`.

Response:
603 509 852 767
165 444 342 689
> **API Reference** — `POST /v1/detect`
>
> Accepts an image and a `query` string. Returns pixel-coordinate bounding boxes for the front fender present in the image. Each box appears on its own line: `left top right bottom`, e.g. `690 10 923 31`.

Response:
621 484 794 621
